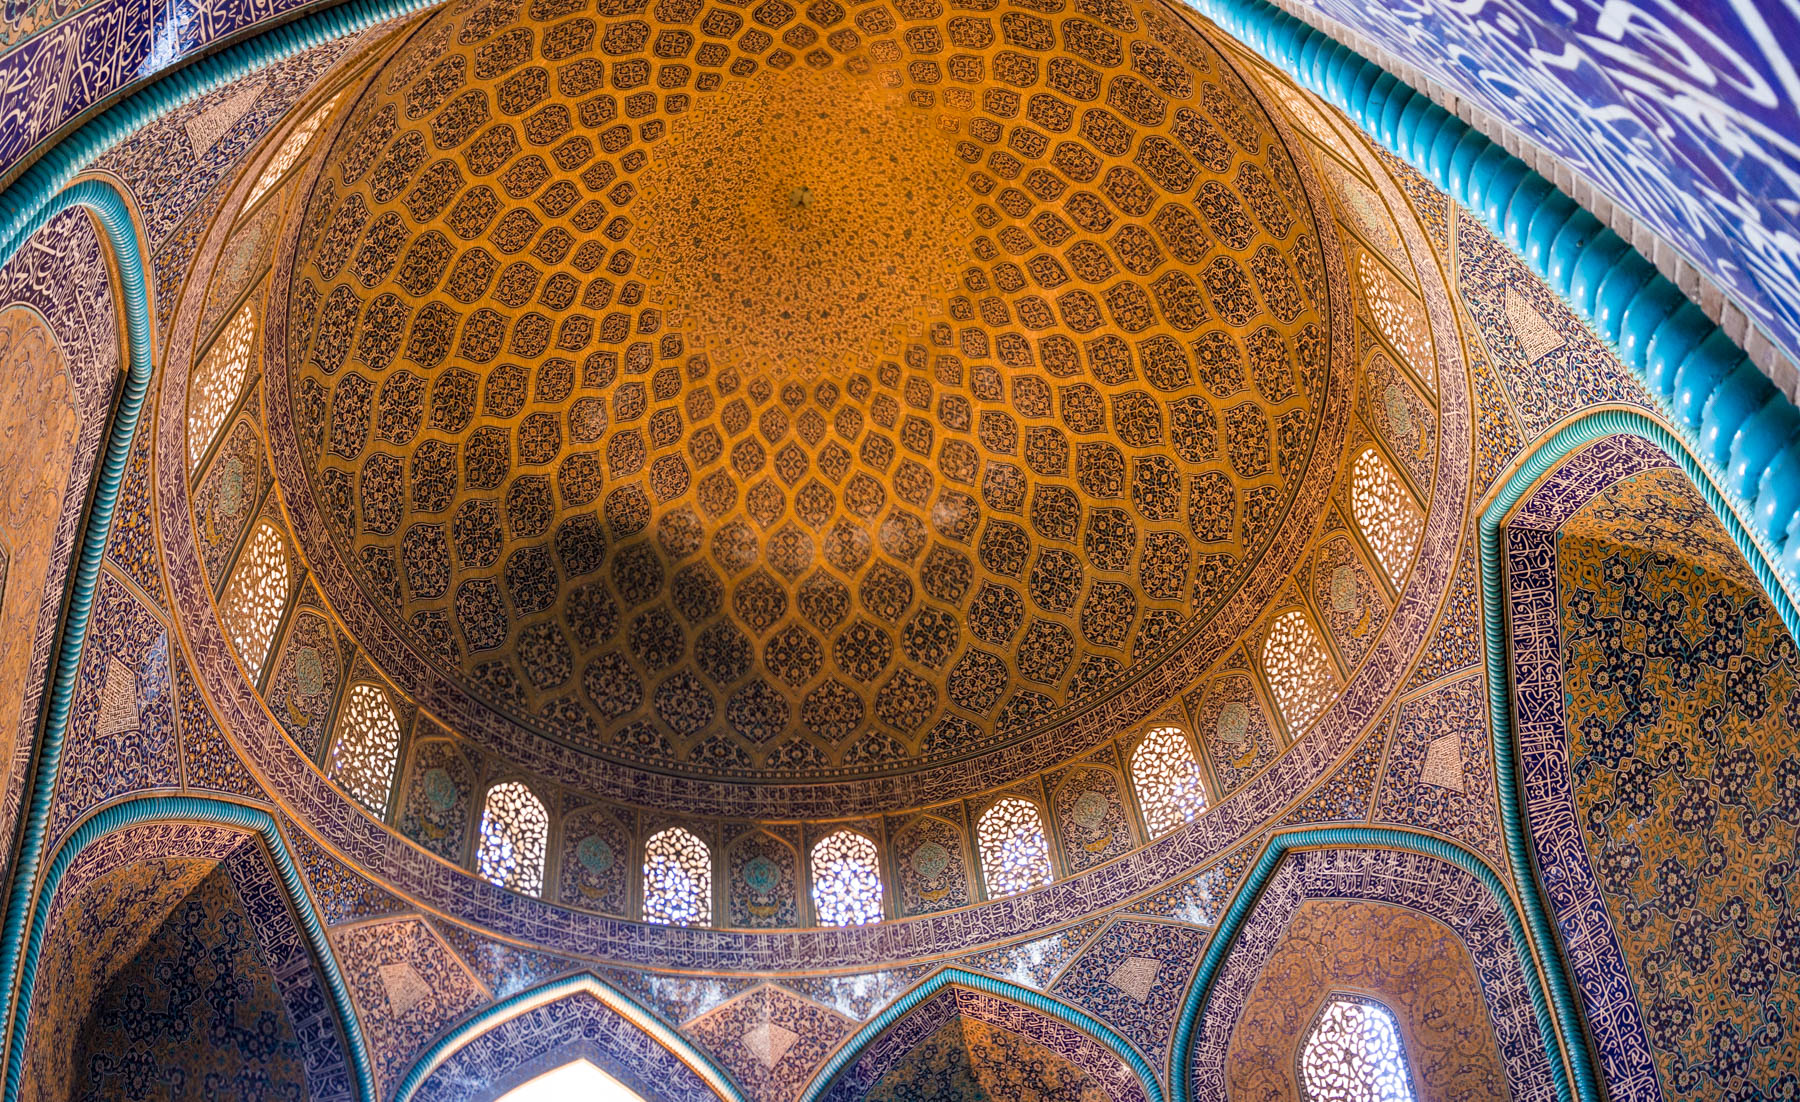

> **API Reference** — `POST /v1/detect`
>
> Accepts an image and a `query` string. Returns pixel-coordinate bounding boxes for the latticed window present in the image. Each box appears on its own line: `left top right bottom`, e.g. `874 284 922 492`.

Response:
976 797 1052 896
328 683 403 816
476 781 548 896
811 830 882 926
1262 610 1336 735
1351 448 1423 582
643 827 711 926
243 91 343 211
219 521 290 682
187 302 255 474
1300 997 1416 1102
1131 726 1208 835
1357 253 1433 387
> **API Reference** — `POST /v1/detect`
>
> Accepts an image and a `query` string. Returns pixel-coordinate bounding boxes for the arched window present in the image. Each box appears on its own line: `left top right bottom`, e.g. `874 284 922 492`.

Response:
1300 996 1416 1102
810 830 882 927
476 782 548 896
218 520 290 682
328 683 402 816
187 302 256 474
243 91 344 211
976 797 1052 896
643 827 711 926
1356 253 1433 390
497 1059 644 1102
1262 610 1336 735
1130 726 1208 835
1351 448 1423 583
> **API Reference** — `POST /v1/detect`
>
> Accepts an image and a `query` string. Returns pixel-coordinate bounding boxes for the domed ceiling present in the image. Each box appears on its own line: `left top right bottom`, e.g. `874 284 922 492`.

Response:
268 0 1351 808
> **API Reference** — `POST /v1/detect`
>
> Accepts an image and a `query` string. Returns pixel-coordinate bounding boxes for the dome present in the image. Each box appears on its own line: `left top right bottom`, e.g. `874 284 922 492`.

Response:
265 0 1352 814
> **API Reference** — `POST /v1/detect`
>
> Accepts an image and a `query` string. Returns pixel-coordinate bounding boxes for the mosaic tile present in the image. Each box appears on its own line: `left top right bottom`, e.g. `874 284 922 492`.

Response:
1049 917 1208 1066
1373 673 1503 866
683 985 853 1102
332 916 488 1097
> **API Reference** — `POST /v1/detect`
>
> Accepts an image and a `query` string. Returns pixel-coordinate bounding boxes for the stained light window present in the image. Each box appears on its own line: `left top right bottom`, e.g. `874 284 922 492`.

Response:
218 520 290 682
496 1059 644 1102
810 830 882 926
1301 997 1417 1102
1262 610 1336 735
188 302 256 474
1357 253 1434 391
1131 726 1208 835
976 797 1052 897
243 91 344 212
328 683 403 816
1351 447 1423 583
477 781 548 896
643 827 711 926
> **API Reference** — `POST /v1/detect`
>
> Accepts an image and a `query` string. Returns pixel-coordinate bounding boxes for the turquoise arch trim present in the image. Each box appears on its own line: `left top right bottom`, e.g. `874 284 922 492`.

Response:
798 966 1167 1102
2 795 376 1102
1473 408 1800 1102
1184 0 1800 605
1164 826 1586 1102
391 972 745 1102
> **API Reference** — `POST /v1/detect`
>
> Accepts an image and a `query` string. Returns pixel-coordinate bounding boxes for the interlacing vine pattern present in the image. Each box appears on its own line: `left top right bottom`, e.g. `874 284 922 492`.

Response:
186 302 255 474
476 781 548 896
243 91 343 211
1300 996 1417 1102
976 797 1053 897
1261 610 1336 735
327 683 402 816
643 827 712 926
1130 725 1209 835
810 830 882 927
1351 448 1422 583
218 520 291 682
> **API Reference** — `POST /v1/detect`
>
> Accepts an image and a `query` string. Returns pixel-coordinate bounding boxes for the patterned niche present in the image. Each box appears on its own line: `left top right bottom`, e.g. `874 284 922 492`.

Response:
1186 663 1281 796
726 828 799 928
398 732 475 862
1051 767 1134 873
261 587 346 758
557 805 630 916
1309 532 1390 669
889 814 972 917
193 405 272 588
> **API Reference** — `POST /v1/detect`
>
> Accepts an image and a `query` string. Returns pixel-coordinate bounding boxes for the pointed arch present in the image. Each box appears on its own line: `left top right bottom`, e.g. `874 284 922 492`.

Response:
3 795 374 1102
810 829 882 927
1128 726 1208 837
1168 829 1568 1102
801 968 1164 1102
327 681 403 817
1298 994 1417 1102
390 973 741 1102
975 797 1052 897
476 781 549 897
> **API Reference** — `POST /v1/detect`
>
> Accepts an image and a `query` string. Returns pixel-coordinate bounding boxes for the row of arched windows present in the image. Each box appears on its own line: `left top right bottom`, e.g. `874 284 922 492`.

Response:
458 725 1211 925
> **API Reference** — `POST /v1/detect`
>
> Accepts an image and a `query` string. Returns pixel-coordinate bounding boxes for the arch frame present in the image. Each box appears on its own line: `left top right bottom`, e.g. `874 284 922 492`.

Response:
390 971 743 1102
1167 826 1576 1102
1476 408 1799 1102
799 966 1167 1102
2 793 375 1102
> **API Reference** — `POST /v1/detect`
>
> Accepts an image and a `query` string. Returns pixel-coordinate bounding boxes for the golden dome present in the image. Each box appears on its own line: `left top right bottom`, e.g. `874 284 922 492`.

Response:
268 0 1350 807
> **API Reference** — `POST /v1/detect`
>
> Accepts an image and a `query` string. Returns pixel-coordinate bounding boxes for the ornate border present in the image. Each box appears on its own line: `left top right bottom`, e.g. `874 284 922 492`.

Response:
1167 828 1569 1102
800 968 1162 1102
394 973 742 1102
1 794 375 1102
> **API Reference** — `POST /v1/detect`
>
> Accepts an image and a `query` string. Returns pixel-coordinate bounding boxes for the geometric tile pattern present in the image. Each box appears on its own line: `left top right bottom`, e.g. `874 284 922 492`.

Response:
1050 917 1207 1066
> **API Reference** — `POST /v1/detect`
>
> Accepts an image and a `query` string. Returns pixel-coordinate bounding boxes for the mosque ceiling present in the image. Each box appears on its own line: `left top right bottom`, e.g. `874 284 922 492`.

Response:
268 0 1353 796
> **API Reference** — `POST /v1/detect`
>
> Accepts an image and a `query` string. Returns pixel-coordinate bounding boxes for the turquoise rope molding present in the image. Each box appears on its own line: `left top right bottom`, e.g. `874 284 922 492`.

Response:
392 972 745 1102
1473 408 1800 1102
1 795 376 1102
797 967 1167 1102
0 0 439 1092
1164 827 1583 1102
1182 0 1800 605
